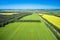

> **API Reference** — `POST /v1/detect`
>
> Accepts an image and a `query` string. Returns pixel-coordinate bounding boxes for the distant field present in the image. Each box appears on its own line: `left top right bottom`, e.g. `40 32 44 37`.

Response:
38 10 60 17
0 13 57 40
0 13 18 15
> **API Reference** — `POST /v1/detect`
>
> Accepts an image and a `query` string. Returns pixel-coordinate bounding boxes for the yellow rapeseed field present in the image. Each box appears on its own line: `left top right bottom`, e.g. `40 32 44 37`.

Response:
40 14 60 29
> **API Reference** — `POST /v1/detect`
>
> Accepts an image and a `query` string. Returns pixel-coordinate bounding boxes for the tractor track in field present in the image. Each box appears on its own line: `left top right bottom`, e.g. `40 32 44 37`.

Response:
38 14 60 40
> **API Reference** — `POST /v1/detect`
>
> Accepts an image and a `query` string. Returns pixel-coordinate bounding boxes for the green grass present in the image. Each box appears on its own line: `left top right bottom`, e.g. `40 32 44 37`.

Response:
0 13 57 40
20 13 40 20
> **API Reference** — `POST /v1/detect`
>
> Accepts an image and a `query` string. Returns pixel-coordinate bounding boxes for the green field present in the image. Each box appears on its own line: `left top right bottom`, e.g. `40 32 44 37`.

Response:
0 13 57 40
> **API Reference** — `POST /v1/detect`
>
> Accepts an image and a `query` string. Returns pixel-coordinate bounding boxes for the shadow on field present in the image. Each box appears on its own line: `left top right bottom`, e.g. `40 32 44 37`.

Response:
16 20 41 22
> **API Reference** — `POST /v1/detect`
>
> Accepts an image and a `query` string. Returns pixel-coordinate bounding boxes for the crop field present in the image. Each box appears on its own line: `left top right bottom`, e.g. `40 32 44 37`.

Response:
41 14 60 29
0 10 60 40
39 14 60 39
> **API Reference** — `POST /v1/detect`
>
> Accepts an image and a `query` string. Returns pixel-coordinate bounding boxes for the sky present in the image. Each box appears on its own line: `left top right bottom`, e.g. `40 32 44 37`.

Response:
0 0 60 9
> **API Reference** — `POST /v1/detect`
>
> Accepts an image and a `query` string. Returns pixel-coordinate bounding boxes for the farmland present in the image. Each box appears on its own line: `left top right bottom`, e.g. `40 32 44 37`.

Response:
41 14 60 29
39 14 60 37
0 9 60 40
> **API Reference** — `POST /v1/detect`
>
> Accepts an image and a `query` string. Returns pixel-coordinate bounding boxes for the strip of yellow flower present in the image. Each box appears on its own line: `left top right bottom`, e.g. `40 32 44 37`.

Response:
0 13 18 15
40 14 60 29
